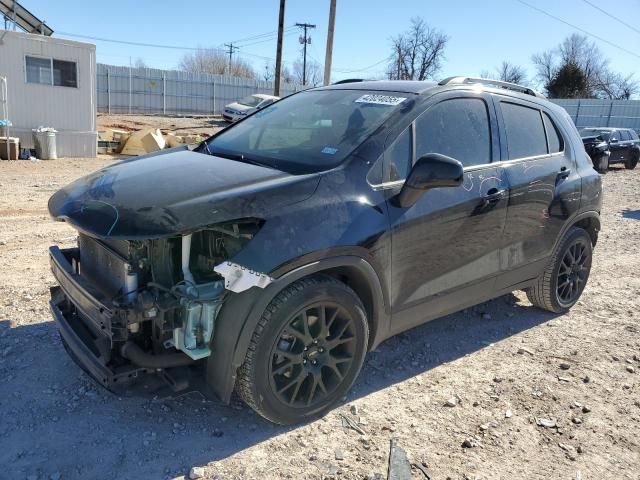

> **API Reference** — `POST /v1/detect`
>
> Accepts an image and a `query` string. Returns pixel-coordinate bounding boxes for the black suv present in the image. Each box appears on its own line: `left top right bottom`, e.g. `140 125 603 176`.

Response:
48 77 602 424
579 127 640 172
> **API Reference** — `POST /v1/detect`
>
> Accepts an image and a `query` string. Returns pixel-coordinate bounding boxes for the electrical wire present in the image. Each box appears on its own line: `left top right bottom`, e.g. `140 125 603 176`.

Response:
581 0 640 36
514 0 640 60
333 56 391 74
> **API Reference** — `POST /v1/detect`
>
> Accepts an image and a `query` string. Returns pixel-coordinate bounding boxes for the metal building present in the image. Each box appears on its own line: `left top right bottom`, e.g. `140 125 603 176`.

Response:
0 29 97 157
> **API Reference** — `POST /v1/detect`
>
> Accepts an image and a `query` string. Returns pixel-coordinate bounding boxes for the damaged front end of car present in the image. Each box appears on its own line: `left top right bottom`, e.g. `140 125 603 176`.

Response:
49 218 271 393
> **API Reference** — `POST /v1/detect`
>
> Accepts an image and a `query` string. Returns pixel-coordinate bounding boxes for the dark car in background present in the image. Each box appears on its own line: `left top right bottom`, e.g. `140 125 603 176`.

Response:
579 127 640 172
48 77 602 424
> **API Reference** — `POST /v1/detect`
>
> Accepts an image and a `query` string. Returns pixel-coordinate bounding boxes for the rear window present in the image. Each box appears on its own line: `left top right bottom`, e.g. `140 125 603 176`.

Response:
501 102 547 159
630 130 639 140
620 130 631 141
543 112 564 153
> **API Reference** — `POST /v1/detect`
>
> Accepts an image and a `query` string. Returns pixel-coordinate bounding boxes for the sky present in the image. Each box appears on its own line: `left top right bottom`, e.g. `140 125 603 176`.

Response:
14 0 640 86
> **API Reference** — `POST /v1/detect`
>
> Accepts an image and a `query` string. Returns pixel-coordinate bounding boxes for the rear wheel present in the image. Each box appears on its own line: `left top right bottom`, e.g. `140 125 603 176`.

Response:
526 227 593 313
236 275 369 424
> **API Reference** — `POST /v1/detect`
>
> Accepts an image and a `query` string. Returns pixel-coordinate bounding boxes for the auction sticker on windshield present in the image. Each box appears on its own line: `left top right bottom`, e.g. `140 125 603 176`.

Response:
355 94 406 106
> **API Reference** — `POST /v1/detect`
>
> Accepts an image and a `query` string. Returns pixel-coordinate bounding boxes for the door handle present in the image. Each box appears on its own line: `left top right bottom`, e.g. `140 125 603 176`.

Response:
483 188 506 203
557 167 571 180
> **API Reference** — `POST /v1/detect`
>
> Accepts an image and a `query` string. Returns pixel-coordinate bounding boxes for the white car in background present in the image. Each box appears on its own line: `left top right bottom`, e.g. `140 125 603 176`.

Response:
222 94 279 122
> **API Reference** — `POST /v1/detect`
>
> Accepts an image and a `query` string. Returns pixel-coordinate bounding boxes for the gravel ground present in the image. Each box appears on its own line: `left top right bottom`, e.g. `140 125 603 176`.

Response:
0 157 638 480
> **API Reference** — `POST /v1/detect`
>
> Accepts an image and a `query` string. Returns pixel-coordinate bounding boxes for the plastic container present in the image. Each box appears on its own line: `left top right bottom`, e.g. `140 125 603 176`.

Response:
33 129 57 160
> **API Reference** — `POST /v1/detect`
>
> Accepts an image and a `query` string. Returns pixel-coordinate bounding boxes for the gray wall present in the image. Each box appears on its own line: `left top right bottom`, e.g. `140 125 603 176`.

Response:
97 64 302 115
551 99 640 132
0 29 97 157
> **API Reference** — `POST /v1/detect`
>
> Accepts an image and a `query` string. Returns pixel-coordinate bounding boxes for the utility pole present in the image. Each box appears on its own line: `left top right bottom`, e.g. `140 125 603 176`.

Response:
224 43 239 75
296 22 316 86
274 0 286 96
323 0 336 86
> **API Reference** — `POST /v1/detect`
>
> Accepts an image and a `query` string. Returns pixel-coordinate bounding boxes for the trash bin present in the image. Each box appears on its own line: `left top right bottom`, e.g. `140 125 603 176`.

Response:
32 128 57 160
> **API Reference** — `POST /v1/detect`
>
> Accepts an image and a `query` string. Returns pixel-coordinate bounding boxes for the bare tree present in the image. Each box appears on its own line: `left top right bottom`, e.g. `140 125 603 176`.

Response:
293 59 323 87
133 57 148 69
530 34 632 98
178 48 256 79
262 61 275 82
388 17 448 80
480 61 528 84
597 71 639 100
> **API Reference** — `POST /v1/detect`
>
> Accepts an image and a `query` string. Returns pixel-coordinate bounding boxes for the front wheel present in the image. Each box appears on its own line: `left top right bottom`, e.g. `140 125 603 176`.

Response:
236 275 369 424
625 153 638 170
526 227 593 313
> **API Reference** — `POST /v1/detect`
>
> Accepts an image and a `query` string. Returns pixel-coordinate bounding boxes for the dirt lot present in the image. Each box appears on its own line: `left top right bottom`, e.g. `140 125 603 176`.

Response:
97 113 227 139
0 156 638 480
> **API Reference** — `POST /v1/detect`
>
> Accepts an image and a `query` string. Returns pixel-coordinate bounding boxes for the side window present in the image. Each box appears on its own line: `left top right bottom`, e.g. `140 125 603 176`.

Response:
620 130 631 141
366 127 412 185
543 112 564 153
610 131 620 142
501 102 547 159
630 130 639 141
415 98 491 167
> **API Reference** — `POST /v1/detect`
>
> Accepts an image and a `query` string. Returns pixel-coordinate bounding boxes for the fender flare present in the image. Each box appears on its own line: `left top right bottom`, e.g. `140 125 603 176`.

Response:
205 255 390 403
552 210 601 251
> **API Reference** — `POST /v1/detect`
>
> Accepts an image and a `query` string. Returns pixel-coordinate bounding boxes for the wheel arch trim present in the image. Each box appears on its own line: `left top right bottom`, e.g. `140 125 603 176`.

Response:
205 255 390 403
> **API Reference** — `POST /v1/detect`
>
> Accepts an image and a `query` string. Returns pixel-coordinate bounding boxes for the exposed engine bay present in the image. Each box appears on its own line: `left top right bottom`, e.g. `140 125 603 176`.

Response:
53 219 267 391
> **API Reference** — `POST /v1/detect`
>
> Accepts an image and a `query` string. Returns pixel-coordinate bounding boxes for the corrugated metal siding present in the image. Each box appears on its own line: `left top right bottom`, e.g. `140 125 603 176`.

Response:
551 99 640 132
0 29 97 157
96 63 302 115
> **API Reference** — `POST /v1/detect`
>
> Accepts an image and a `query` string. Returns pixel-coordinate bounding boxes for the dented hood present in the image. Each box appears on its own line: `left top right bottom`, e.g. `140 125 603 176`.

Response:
48 149 320 239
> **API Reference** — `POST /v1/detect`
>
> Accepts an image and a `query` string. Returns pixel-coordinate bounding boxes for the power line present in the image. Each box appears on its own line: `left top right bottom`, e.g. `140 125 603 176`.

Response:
514 0 640 60
229 26 296 45
581 0 640 36
333 56 391 74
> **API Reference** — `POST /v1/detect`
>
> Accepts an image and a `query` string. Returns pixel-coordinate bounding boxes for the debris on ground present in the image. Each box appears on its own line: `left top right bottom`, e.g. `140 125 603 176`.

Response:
387 438 411 480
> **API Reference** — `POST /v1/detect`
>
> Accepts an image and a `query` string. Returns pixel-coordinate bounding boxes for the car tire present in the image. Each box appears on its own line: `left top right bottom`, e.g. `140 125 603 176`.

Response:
526 227 593 314
236 275 369 425
625 152 638 170
597 154 609 173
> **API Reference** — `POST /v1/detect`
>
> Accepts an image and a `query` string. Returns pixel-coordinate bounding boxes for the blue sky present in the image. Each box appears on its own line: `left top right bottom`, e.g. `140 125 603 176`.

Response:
20 0 640 85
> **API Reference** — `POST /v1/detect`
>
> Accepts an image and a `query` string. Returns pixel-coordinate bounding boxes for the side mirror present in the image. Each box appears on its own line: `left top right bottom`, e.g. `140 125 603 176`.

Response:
393 153 464 208
610 138 619 143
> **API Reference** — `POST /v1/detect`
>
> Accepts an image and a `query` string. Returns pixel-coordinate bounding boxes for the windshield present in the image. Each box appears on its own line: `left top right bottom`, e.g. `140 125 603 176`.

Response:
238 95 263 107
579 128 610 141
207 89 411 173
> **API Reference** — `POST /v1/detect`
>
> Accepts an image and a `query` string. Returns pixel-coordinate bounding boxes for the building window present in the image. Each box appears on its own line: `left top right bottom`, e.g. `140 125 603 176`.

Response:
26 56 78 88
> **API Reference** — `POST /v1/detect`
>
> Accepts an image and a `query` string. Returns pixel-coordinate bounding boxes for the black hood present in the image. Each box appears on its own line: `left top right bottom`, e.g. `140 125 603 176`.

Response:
48 149 320 239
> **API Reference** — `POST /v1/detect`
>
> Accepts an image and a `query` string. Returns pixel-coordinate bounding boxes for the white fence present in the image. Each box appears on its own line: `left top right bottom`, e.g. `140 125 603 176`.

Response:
551 99 640 132
96 64 302 115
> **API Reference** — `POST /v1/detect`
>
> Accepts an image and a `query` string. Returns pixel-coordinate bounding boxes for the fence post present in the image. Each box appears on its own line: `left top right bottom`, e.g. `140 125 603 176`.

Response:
212 80 216 115
128 66 132 115
107 67 111 114
606 101 614 127
162 73 166 115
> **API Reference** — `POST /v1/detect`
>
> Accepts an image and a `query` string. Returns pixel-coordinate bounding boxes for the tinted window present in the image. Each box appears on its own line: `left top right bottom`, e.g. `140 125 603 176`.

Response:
501 102 547 159
543 112 563 153
620 130 631 141
415 98 491 167
52 59 77 87
610 131 620 141
630 130 639 141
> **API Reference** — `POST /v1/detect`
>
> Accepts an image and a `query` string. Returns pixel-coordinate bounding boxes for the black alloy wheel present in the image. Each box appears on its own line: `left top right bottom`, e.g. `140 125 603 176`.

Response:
269 302 357 407
236 275 368 424
556 236 591 307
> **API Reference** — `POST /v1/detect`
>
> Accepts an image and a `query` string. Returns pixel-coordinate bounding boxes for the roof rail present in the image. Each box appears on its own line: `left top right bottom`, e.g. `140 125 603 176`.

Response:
438 76 545 98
